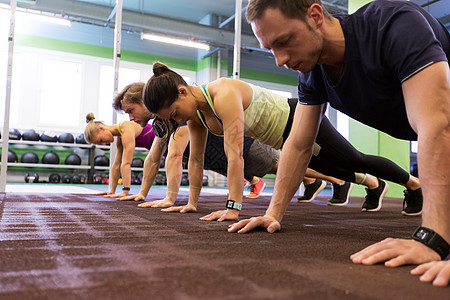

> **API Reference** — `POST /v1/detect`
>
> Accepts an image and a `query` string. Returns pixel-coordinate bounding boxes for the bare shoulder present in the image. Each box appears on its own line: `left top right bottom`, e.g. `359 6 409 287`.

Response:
208 78 249 94
120 121 143 137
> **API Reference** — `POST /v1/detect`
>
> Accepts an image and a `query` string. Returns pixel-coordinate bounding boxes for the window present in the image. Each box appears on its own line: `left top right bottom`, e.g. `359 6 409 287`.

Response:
411 141 418 153
39 59 83 126
98 65 141 124
336 111 349 140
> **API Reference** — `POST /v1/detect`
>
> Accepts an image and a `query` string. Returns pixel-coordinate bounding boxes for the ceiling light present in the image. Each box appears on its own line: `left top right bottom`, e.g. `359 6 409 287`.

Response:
0 5 71 27
141 33 209 51
18 11 72 27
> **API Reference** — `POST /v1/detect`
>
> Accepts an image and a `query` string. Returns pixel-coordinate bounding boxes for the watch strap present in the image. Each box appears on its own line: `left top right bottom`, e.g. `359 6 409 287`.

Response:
412 226 450 260
226 200 242 211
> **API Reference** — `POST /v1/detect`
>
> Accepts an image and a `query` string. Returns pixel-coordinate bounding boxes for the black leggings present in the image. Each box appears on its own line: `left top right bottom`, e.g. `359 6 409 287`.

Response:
283 100 410 185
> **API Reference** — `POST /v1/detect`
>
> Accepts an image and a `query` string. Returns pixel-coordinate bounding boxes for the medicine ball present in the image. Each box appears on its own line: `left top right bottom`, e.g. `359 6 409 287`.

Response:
9 128 21 140
93 173 103 184
94 155 109 166
65 153 82 165
24 172 39 183
61 174 72 184
131 158 144 168
181 173 189 186
7 150 18 163
78 174 87 184
71 174 81 184
202 175 209 186
131 173 138 185
76 133 87 144
102 173 109 184
154 173 166 185
49 173 61 183
20 152 39 163
40 130 58 142
159 157 165 168
58 132 74 143
22 129 40 141
410 162 418 177
42 152 60 164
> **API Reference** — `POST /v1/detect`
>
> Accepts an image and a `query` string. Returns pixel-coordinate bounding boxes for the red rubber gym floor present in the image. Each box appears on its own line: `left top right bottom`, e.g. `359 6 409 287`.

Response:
0 189 448 299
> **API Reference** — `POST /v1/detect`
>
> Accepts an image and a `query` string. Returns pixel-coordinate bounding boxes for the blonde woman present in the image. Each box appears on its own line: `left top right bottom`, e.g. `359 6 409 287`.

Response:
84 113 155 198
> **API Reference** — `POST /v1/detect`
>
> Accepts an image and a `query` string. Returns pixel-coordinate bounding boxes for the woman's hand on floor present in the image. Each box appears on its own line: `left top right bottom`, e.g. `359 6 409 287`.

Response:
200 209 239 222
138 198 174 208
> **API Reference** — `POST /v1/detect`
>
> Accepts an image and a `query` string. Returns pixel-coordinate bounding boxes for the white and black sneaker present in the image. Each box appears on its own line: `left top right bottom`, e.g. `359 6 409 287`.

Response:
362 179 389 212
328 182 353 206
402 188 423 216
298 179 327 203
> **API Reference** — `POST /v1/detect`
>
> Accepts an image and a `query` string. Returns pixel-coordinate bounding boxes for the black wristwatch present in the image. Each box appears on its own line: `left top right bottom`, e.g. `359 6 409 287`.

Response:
412 226 450 260
226 200 242 211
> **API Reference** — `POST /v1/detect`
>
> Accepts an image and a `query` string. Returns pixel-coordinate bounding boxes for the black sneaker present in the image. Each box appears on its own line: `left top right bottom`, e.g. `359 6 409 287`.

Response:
298 179 327 203
362 179 389 212
328 182 354 206
402 188 423 216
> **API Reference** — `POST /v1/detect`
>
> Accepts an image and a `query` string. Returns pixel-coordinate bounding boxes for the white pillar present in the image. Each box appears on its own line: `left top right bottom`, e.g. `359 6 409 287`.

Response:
0 0 17 192
108 0 123 192
232 0 242 79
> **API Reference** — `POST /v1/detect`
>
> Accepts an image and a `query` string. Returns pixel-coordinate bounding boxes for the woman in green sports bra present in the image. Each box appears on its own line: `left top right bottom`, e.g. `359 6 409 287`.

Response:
143 62 281 222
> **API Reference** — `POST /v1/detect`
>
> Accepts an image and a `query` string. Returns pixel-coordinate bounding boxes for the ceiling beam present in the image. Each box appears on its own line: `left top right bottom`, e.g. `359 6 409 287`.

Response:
0 0 260 48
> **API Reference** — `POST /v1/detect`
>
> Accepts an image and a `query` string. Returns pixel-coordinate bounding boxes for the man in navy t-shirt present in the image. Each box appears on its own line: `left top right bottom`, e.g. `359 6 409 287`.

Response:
228 0 450 286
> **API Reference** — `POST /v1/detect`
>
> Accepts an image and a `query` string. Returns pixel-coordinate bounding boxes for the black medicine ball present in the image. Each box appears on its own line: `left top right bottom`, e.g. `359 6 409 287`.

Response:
65 153 82 165
42 152 60 164
7 150 18 163
154 173 166 185
181 173 189 186
40 130 58 142
22 129 40 141
76 133 87 144
58 132 74 143
71 174 81 184
9 128 21 140
78 174 87 184
131 158 144 168
94 155 109 166
20 152 39 163
49 173 61 183
93 173 104 184
61 174 72 183
25 172 39 183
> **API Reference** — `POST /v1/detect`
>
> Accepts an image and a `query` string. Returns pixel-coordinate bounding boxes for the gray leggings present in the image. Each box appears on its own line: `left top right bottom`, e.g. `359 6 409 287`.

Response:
243 140 280 179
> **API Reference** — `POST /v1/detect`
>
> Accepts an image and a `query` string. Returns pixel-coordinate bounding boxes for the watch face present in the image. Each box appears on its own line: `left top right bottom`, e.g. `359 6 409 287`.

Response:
416 228 430 240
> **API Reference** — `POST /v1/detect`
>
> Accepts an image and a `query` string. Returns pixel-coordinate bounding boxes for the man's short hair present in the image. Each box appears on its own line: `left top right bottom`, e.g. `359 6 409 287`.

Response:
113 82 145 112
246 0 329 23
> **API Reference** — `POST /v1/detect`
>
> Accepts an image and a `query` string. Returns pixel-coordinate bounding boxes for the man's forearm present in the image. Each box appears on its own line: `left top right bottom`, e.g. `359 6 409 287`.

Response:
266 140 312 222
139 160 159 197
419 129 450 242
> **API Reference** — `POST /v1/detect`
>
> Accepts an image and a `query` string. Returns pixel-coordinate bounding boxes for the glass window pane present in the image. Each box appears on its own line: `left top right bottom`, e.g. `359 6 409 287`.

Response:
411 141 418 153
98 65 141 124
39 59 82 126
337 111 349 140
